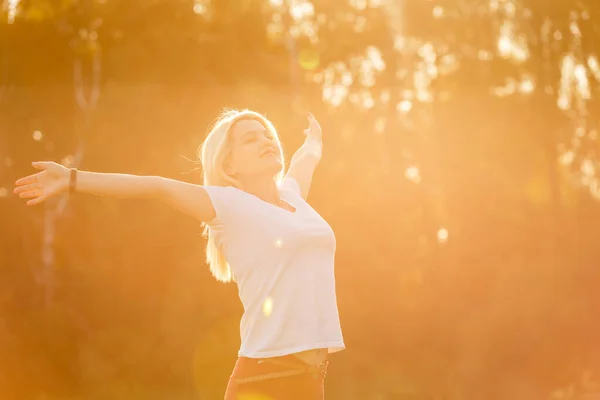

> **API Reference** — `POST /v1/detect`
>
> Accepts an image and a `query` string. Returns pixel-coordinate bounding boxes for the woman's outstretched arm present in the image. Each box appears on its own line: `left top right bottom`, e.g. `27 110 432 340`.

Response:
13 161 216 222
284 112 323 199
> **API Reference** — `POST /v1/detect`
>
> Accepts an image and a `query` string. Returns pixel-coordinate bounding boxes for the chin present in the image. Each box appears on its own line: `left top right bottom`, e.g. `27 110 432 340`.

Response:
252 157 283 176
268 165 283 176
265 157 283 169
268 165 284 177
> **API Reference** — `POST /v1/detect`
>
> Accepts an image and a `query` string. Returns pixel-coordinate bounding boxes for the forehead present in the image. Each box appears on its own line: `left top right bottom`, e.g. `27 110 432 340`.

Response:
231 119 267 141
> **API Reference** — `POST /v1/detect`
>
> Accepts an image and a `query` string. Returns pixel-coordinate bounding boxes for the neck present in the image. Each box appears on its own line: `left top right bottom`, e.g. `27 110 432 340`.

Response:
238 175 279 204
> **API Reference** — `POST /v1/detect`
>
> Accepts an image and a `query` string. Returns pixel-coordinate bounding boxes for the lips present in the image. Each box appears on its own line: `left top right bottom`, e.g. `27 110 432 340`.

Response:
260 149 278 158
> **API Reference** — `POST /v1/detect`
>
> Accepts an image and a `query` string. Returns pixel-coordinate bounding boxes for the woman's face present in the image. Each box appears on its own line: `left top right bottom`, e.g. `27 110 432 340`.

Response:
227 118 283 179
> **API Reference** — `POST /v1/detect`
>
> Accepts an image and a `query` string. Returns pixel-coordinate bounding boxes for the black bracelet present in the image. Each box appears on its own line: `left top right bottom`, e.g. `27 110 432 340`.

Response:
69 168 78 195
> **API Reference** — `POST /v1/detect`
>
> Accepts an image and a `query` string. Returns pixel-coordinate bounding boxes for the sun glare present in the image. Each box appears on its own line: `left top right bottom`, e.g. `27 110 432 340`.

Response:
519 77 535 94
437 228 449 244
496 20 529 63
289 0 314 21
5 0 19 23
262 297 273 317
397 100 412 114
405 166 421 184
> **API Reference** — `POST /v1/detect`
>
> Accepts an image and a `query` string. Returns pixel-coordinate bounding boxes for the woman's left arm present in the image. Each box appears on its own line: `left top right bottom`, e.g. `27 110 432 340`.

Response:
285 113 323 199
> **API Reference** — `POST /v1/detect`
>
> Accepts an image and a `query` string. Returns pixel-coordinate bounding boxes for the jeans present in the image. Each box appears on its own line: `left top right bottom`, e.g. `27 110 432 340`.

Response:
224 354 328 400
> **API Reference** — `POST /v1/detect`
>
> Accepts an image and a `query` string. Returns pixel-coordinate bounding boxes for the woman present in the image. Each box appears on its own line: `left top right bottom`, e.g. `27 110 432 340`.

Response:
13 109 345 399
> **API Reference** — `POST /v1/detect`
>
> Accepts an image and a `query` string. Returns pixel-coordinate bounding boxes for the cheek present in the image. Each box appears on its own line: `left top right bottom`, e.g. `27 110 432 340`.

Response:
231 146 260 171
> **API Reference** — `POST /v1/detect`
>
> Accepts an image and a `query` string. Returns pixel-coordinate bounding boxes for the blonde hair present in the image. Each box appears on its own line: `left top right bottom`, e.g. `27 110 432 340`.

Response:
199 109 285 283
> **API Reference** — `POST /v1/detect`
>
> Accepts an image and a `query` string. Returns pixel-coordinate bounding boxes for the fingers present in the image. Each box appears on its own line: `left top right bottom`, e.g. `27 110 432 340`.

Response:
32 161 52 171
18 187 46 205
18 190 40 199
305 112 321 138
12 163 53 206
15 186 49 206
15 173 39 187
13 183 37 195
27 195 48 206
306 112 320 130
15 161 52 186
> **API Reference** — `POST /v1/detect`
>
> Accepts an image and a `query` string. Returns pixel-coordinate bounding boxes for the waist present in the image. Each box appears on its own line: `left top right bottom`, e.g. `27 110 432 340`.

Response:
231 351 329 385
292 348 328 366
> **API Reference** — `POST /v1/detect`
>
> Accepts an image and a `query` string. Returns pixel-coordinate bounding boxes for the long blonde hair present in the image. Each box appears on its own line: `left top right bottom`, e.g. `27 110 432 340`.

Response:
199 109 285 283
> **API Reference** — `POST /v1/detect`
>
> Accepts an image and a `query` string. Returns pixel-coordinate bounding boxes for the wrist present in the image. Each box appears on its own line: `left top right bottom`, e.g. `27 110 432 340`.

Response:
302 137 323 160
305 136 322 146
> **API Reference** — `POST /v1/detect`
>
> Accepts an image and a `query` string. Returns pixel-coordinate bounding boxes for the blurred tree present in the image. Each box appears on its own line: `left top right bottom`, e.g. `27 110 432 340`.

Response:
1 0 600 399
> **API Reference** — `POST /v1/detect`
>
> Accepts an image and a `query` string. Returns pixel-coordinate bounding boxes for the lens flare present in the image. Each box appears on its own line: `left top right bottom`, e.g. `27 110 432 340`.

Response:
263 297 273 317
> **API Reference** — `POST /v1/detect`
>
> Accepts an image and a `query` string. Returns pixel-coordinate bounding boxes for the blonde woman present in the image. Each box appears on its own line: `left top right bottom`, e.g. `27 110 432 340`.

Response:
13 109 345 399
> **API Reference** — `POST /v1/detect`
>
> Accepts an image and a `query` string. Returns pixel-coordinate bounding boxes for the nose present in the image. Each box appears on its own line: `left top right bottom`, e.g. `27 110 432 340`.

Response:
259 134 273 144
259 135 275 147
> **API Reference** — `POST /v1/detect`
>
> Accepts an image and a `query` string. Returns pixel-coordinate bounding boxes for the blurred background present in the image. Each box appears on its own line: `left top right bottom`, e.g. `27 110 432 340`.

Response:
1 0 600 399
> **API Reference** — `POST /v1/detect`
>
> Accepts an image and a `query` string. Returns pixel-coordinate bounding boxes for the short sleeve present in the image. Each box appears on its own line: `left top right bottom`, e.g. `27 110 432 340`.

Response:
279 177 301 196
202 185 244 228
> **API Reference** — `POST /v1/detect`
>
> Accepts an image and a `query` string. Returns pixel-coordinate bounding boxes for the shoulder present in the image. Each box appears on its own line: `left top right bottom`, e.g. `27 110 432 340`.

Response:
203 185 247 208
202 185 251 226
203 185 243 198
279 177 301 196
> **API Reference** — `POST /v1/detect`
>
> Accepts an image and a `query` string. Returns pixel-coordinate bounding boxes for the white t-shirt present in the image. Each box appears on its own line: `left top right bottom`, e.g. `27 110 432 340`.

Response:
203 177 345 358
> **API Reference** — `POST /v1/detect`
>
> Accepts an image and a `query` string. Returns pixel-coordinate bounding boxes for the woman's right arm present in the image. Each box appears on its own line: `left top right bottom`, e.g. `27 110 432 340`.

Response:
154 176 216 222
78 171 218 222
14 162 216 223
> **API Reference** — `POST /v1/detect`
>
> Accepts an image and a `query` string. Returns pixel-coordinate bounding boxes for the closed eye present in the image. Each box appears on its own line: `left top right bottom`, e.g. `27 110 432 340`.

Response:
243 129 273 143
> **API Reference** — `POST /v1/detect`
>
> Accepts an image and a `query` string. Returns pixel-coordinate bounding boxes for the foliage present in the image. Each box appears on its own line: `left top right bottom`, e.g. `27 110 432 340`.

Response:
1 0 600 399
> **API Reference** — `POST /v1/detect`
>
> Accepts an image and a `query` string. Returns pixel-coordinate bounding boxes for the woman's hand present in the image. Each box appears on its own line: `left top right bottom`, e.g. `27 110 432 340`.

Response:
301 112 323 159
304 112 322 143
13 162 70 205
